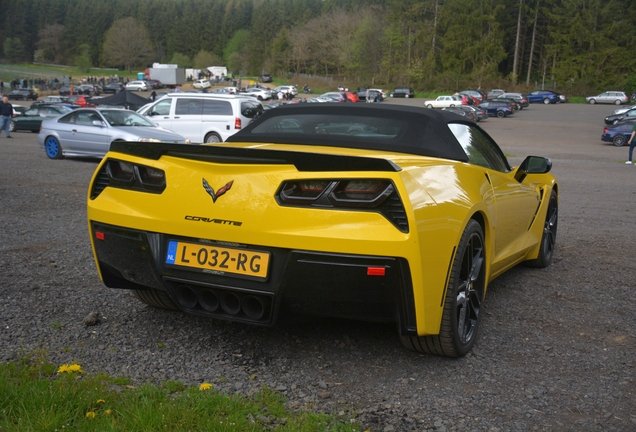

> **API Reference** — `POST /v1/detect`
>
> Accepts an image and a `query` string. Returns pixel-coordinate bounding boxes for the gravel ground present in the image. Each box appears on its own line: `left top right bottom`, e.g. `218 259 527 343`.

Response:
1 101 635 431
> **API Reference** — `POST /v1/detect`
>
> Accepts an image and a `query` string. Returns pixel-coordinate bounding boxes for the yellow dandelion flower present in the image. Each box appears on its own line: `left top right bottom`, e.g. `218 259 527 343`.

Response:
105 409 112 415
86 411 96 419
96 399 106 404
57 364 70 373
199 382 213 391
67 363 83 373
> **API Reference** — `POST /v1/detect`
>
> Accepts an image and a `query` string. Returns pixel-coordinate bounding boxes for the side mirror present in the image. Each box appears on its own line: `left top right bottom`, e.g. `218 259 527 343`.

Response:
92 120 104 127
514 156 552 182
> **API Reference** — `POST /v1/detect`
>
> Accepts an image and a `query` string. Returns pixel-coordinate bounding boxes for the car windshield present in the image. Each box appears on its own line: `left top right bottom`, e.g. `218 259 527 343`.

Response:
101 110 154 127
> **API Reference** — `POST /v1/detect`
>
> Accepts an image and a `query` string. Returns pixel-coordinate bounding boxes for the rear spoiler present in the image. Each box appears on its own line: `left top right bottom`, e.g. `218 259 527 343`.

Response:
109 142 402 172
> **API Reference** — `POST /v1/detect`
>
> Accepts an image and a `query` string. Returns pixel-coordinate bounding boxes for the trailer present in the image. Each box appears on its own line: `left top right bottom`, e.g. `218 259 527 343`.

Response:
148 67 185 88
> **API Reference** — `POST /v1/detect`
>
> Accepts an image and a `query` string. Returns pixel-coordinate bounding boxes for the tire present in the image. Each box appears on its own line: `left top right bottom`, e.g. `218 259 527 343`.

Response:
205 132 222 143
44 136 63 159
401 219 485 357
613 134 627 147
257 96 263 101
9 121 15 132
496 110 505 118
132 288 179 311
543 98 550 104
589 99 596 104
427 104 433 109
524 189 558 268
615 100 622 105
405 94 410 98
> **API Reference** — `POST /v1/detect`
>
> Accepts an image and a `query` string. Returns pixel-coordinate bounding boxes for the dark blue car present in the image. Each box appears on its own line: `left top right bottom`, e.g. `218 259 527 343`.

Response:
477 101 513 118
527 90 561 104
602 120 636 146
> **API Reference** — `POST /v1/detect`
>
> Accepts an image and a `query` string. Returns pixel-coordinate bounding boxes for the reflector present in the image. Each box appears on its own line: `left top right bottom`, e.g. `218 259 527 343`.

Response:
367 267 386 276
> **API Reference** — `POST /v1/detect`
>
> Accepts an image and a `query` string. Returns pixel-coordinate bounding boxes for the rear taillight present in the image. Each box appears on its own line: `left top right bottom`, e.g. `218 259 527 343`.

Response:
91 159 166 199
235 117 242 129
603 128 609 133
277 179 408 232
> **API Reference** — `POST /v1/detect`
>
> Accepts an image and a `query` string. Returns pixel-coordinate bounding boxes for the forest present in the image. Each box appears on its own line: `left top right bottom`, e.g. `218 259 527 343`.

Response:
0 0 635 95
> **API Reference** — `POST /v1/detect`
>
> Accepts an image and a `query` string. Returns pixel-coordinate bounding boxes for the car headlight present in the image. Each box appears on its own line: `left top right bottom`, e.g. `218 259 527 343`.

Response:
138 138 162 143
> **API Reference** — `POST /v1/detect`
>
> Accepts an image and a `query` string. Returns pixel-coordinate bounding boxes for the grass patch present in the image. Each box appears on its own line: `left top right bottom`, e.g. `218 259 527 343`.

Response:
0 352 360 431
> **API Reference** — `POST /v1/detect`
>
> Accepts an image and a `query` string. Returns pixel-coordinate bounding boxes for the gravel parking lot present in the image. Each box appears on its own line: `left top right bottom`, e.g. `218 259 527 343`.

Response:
1 100 634 431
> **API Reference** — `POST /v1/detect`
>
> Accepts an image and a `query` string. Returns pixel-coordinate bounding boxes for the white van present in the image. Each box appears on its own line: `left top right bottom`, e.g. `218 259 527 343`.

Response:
137 93 263 143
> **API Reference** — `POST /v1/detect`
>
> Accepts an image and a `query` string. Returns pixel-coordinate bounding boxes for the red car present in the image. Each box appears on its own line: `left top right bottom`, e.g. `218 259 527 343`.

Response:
68 95 97 108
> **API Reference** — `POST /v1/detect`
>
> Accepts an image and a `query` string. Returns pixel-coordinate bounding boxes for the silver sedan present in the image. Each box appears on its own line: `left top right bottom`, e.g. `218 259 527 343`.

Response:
38 108 188 159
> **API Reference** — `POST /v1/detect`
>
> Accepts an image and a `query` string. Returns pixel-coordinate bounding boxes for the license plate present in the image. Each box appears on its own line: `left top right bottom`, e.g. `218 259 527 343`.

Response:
166 240 269 279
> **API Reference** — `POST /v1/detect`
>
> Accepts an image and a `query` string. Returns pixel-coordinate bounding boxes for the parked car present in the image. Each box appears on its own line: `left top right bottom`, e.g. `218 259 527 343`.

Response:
586 91 629 105
86 103 558 358
611 104 636 115
604 108 636 125
495 93 529 109
487 89 506 100
424 95 461 109
143 79 164 89
242 87 272 101
389 87 415 98
32 96 81 110
126 81 149 91
601 119 636 146
193 79 211 89
273 86 298 97
356 89 384 102
38 108 187 159
10 105 73 133
7 88 38 101
58 85 77 96
527 90 561 104
492 97 519 110
442 106 476 121
320 92 360 103
460 90 486 103
477 101 514 118
77 84 100 96
103 82 123 94
261 73 272 83
67 95 97 108
137 93 264 143
449 105 488 122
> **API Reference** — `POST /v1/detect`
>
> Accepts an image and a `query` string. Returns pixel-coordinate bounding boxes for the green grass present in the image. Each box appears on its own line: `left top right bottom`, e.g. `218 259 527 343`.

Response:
0 352 361 431
0 63 137 82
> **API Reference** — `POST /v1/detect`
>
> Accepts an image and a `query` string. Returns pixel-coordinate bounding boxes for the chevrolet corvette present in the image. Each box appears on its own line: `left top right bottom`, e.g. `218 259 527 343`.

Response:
87 104 558 357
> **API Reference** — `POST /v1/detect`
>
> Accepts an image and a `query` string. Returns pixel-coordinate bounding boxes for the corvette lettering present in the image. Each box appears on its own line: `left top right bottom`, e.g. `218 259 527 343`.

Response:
184 216 242 226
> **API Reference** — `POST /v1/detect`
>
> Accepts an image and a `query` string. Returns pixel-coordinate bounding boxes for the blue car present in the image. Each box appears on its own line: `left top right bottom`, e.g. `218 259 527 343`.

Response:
602 120 636 146
527 90 561 104
477 101 513 118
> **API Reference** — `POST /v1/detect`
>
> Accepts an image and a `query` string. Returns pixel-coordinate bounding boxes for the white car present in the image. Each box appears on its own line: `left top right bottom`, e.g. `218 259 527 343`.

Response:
193 79 211 89
125 81 148 91
243 87 272 101
274 85 298 96
424 95 461 109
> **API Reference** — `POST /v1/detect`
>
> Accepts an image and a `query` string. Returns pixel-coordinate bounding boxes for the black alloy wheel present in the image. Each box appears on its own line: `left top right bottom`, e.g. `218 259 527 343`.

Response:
613 135 627 147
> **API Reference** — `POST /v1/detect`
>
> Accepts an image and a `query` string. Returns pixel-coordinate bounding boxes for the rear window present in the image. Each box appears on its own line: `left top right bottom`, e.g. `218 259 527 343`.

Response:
241 100 263 118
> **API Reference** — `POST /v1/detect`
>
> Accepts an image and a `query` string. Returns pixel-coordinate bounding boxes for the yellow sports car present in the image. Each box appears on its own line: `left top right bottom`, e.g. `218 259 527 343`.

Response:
87 104 557 357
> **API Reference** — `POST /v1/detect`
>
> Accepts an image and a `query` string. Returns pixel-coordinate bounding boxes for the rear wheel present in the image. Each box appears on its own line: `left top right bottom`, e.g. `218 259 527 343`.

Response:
44 136 63 159
543 98 550 104
496 110 505 118
132 288 179 310
9 121 15 132
613 135 627 147
205 132 222 143
615 100 622 105
589 99 596 104
524 189 558 268
401 220 485 357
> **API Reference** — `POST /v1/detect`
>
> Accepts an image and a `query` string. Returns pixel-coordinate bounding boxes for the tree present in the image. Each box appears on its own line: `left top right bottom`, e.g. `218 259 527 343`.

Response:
193 50 222 69
170 53 192 68
36 24 65 63
3 38 27 62
74 44 92 73
101 17 153 72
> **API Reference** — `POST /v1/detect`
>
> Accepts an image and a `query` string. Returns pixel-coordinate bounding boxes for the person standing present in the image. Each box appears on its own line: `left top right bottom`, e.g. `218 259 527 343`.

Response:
626 123 636 164
150 90 157 102
0 96 14 138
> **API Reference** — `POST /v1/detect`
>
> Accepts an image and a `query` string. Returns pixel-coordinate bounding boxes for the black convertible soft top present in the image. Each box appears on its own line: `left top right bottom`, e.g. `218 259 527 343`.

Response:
227 103 471 162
